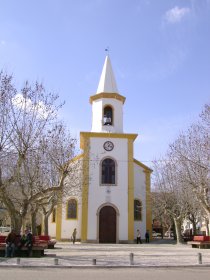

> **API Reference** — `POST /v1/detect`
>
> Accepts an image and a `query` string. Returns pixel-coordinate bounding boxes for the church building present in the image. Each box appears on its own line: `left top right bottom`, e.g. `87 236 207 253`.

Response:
48 56 152 243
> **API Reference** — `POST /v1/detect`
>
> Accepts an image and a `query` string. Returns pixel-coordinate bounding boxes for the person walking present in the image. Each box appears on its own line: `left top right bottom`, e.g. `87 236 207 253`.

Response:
145 230 150 243
136 229 142 244
71 228 77 244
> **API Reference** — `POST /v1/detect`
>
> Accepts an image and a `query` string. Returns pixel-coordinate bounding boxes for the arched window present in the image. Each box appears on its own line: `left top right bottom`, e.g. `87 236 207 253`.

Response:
66 199 77 219
134 199 142 221
103 106 113 125
101 158 115 184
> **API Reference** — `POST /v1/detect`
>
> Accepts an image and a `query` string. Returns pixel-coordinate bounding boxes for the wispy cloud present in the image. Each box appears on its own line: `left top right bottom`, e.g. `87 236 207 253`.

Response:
12 93 52 119
165 6 190 24
0 40 6 45
137 47 187 81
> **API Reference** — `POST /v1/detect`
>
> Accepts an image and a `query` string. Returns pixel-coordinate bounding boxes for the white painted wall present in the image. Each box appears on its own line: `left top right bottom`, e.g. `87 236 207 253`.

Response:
48 217 56 238
60 197 82 240
48 158 83 240
133 163 147 239
48 196 82 240
91 98 123 133
87 137 129 241
48 141 149 243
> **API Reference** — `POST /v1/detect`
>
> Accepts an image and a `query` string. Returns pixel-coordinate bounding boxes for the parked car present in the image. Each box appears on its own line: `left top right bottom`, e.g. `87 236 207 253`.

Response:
164 231 174 238
0 226 11 235
152 231 162 237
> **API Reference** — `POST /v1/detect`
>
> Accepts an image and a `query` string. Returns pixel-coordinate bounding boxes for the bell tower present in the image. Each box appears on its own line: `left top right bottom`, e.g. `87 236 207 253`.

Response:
49 54 152 244
90 56 126 133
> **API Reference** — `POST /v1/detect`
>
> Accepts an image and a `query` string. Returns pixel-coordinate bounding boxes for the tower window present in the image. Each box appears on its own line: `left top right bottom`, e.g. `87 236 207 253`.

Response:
66 198 77 219
103 106 113 125
101 158 115 184
134 199 142 221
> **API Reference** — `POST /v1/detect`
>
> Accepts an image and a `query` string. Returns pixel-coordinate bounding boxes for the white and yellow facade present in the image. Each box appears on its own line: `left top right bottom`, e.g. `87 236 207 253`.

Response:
48 56 152 243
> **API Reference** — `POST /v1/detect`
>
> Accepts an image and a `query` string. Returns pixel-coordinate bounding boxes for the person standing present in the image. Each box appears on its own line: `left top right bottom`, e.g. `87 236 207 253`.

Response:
72 228 77 244
17 230 27 255
25 228 33 257
145 230 150 243
5 229 17 257
136 229 142 244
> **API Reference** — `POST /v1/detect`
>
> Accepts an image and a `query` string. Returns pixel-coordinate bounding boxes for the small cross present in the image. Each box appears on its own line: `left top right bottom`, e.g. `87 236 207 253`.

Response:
106 187 111 194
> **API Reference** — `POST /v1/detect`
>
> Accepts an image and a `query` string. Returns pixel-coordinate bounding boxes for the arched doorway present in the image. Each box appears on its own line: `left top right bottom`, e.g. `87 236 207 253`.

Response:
99 206 116 243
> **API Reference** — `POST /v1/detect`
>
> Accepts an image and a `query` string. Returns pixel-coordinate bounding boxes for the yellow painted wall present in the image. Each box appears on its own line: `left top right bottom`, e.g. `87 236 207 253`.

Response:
128 139 134 241
81 137 90 242
56 191 63 240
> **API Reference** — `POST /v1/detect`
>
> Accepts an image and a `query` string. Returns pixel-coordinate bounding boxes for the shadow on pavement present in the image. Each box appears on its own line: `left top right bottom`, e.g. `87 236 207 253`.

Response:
150 238 177 245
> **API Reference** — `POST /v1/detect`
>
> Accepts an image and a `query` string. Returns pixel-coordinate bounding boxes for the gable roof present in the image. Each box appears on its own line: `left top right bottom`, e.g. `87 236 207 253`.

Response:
134 158 153 173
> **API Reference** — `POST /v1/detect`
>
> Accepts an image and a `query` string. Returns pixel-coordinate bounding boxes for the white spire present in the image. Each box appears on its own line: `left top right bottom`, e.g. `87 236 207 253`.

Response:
96 56 119 94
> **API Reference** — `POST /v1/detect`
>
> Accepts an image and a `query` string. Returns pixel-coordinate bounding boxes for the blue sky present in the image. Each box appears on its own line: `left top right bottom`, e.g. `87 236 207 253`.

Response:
0 0 209 168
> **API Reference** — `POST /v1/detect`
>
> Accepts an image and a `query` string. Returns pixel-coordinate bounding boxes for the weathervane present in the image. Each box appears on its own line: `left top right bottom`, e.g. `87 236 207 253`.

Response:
105 47 110 55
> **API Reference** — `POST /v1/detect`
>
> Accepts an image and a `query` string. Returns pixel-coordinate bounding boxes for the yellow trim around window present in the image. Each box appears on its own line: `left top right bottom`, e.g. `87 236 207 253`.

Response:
99 156 117 186
66 198 78 220
103 104 114 126
134 198 142 221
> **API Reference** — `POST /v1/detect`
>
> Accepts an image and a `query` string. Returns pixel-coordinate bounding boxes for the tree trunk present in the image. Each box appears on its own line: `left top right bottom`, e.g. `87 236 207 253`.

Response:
42 204 55 235
206 216 210 236
192 220 197 235
11 214 22 233
44 215 49 235
31 212 37 235
174 217 184 244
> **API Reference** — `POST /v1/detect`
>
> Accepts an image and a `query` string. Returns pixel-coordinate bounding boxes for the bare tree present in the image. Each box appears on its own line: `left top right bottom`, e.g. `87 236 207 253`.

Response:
152 104 210 241
153 159 186 244
151 191 174 236
0 71 79 233
169 104 210 230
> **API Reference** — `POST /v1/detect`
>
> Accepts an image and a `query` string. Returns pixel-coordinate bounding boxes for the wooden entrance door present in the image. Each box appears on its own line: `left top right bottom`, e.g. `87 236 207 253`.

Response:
99 206 116 243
